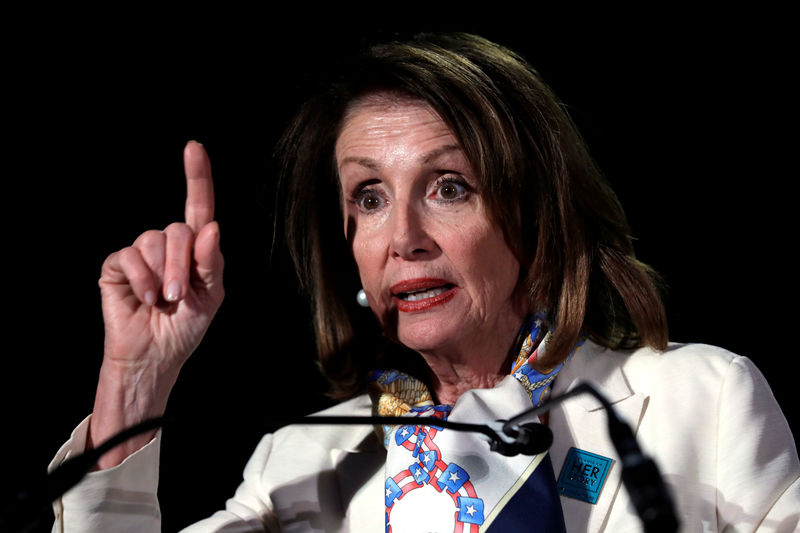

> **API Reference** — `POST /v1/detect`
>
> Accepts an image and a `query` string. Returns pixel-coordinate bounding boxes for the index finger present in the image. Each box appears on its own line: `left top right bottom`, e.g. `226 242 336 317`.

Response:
184 140 215 232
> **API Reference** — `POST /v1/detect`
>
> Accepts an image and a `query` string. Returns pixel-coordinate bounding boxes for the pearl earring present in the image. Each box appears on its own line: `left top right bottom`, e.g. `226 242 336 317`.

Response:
356 289 369 307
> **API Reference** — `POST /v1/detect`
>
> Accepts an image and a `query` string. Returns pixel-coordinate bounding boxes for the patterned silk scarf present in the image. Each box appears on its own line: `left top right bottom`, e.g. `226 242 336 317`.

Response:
369 314 584 532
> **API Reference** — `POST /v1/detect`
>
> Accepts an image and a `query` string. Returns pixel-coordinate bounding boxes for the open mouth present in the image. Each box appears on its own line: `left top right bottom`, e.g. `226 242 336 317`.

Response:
391 278 457 312
397 285 454 301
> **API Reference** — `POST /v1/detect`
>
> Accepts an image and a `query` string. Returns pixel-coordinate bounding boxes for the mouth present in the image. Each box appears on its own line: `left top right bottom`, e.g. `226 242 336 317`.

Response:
397 286 453 301
391 278 457 312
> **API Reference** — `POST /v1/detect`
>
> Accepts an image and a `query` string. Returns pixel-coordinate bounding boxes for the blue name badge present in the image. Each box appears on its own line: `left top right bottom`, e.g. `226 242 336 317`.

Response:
557 447 613 504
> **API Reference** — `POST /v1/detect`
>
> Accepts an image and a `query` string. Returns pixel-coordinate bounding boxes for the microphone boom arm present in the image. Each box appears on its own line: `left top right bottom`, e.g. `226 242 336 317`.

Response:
12 383 678 533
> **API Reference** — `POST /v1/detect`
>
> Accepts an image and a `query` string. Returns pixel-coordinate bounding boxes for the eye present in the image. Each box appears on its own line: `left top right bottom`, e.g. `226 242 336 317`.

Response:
353 187 386 212
432 177 469 202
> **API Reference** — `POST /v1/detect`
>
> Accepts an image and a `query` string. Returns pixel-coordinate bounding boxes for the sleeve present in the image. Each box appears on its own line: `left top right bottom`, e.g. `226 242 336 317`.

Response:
50 417 280 532
49 416 162 533
716 356 800 532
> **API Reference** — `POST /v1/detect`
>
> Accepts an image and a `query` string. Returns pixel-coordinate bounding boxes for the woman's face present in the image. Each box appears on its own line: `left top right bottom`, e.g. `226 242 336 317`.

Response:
336 95 527 359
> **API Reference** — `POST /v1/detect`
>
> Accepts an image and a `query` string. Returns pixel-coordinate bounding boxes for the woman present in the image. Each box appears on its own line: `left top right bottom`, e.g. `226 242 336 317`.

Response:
50 33 799 531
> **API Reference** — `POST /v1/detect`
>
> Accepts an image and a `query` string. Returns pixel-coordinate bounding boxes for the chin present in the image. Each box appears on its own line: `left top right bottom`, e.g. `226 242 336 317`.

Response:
395 315 461 354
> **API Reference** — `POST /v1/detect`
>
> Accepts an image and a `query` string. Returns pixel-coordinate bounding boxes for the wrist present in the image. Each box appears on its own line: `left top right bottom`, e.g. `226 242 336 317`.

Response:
96 358 178 413
89 359 178 469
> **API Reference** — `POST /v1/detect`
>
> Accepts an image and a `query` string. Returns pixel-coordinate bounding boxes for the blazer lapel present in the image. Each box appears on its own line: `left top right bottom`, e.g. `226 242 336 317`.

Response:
548 341 648 532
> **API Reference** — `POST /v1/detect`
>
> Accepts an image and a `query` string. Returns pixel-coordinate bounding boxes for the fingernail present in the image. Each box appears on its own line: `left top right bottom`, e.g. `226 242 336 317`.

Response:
166 281 181 302
144 290 156 306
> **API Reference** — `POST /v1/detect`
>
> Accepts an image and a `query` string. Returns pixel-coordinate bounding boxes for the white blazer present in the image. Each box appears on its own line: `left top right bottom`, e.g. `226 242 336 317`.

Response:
51 342 800 532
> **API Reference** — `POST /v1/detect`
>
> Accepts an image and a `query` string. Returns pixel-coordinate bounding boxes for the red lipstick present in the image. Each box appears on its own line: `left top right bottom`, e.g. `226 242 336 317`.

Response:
391 278 457 313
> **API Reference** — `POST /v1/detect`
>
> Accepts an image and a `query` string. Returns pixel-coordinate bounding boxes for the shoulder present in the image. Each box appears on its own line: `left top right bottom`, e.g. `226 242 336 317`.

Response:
589 339 737 369
564 340 789 429
242 393 376 472
201 394 383 531
574 341 795 446
269 393 376 452
238 393 380 494
578 340 752 393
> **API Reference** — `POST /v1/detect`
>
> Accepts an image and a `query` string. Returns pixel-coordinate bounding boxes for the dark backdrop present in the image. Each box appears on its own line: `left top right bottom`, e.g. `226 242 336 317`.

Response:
3 11 795 532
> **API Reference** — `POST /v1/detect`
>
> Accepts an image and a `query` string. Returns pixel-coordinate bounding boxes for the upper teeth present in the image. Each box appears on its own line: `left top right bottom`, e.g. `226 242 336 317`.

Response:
401 287 449 301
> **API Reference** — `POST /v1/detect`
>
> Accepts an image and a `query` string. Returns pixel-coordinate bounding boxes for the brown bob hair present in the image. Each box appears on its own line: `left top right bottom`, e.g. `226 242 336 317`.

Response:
276 33 667 399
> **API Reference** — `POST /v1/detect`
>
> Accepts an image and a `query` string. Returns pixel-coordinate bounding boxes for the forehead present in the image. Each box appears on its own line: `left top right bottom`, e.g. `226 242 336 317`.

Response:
341 92 437 129
335 94 459 164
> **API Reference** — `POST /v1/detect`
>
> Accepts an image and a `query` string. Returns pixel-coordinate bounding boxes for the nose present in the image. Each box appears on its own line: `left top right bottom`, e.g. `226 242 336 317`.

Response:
389 201 436 260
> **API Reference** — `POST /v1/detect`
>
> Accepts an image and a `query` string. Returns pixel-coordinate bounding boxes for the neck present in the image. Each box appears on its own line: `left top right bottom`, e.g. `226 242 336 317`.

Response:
419 320 522 405
425 359 512 405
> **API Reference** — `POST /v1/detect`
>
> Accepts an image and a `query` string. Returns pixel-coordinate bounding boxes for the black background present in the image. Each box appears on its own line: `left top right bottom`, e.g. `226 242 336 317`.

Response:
3 9 796 532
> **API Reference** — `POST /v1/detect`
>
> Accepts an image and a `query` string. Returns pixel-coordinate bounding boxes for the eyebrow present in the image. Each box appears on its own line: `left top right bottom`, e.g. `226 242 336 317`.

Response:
420 144 462 164
338 144 464 171
338 156 381 170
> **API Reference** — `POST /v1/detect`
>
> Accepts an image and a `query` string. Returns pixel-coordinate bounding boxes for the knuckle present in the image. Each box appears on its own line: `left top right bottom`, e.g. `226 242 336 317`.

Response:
100 247 152 287
134 229 165 249
100 249 119 269
117 246 140 265
99 250 122 282
163 222 194 238
108 246 132 268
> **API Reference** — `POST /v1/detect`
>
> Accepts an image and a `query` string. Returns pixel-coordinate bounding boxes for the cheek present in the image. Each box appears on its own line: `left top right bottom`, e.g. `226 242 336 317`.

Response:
353 247 375 285
456 226 520 299
350 226 399 329
349 211 383 276
353 250 392 327
351 236 386 303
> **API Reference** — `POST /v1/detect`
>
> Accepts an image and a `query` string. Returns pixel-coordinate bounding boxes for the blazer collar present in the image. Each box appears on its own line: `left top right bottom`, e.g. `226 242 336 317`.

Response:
552 339 638 409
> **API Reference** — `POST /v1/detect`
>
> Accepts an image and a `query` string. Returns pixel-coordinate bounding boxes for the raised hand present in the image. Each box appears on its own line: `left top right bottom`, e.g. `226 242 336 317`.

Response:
90 141 224 467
